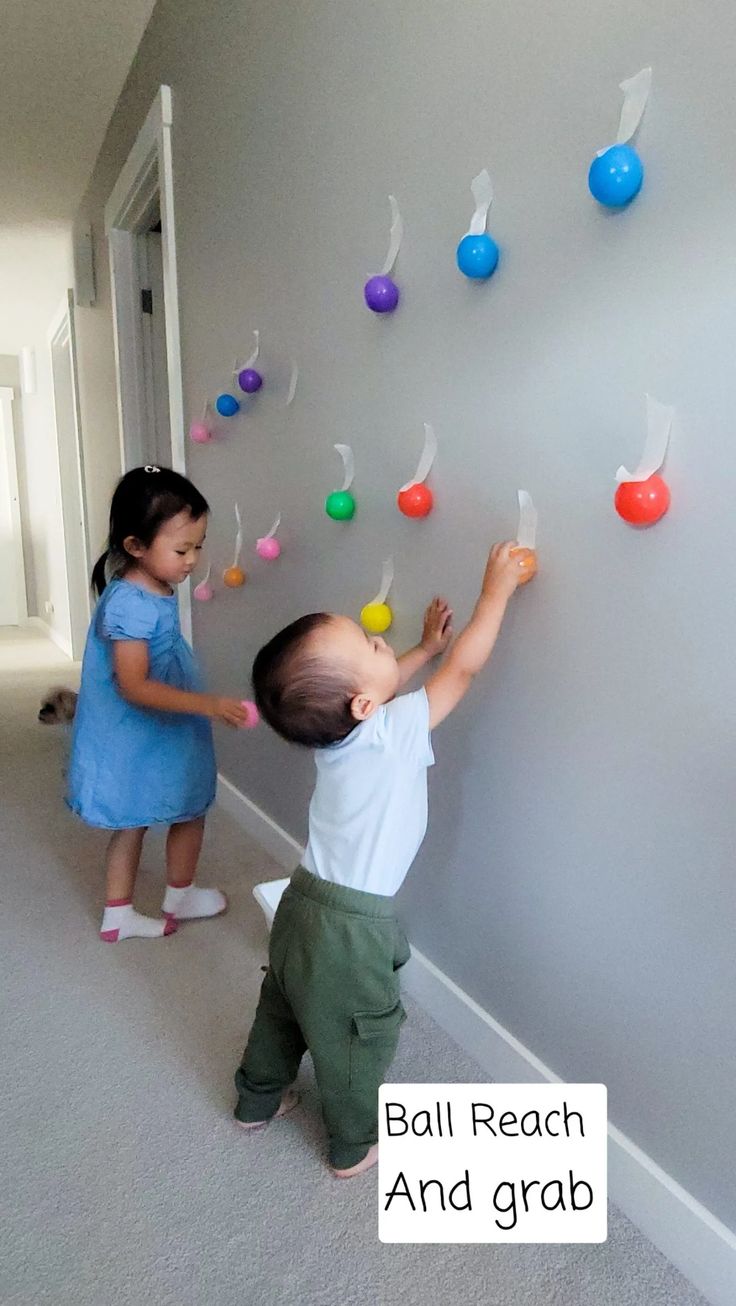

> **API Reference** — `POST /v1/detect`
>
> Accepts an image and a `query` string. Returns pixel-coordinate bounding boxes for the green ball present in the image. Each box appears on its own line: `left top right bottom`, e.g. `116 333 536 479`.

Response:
325 490 356 521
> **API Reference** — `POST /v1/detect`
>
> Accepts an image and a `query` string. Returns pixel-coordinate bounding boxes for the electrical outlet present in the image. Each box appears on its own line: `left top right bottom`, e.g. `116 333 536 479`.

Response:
44 600 54 615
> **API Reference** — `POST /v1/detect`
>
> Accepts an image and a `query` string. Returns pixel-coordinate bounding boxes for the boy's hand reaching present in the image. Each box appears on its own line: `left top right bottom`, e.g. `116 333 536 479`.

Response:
482 542 535 600
421 597 454 658
425 541 534 729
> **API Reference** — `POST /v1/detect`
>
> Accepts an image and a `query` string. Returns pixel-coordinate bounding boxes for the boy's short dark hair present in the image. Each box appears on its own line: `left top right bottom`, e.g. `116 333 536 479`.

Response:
252 614 358 748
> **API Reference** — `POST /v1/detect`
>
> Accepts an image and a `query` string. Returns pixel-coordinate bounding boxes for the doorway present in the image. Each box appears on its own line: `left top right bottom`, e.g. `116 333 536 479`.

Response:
138 218 172 469
48 291 90 659
0 387 27 628
105 85 191 639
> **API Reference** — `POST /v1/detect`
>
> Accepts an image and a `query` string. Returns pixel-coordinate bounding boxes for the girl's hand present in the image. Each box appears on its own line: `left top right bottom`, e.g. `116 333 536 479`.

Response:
421 597 454 657
482 542 534 600
209 697 250 728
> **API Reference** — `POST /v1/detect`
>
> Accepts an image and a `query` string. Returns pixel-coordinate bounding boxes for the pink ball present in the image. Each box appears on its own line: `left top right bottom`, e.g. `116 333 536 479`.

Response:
240 700 260 728
257 536 281 560
193 581 214 602
189 422 211 444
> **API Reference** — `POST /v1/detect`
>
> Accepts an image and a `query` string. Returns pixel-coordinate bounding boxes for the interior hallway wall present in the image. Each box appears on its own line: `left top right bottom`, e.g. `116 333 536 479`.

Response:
0 224 74 646
72 0 736 1236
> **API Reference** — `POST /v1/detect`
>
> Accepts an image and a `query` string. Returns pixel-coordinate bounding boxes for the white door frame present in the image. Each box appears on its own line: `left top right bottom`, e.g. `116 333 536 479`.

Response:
105 84 191 640
48 290 91 658
0 386 28 624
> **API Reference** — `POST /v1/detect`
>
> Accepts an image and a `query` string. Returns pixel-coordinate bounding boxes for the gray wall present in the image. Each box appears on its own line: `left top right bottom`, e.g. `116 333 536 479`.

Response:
74 0 736 1233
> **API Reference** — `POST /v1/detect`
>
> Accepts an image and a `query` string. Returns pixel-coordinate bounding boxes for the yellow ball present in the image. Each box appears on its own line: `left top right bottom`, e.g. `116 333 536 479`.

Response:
360 602 393 634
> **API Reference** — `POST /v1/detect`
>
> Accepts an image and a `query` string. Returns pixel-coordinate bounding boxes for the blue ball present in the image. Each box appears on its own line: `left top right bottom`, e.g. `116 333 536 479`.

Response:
215 393 240 417
456 232 500 280
588 144 644 208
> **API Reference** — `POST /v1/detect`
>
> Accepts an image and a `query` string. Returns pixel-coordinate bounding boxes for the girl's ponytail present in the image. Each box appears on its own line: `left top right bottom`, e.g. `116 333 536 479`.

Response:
91 550 110 598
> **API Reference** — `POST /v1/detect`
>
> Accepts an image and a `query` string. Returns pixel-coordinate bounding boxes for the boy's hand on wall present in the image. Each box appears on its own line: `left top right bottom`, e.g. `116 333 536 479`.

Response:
482 542 535 600
421 597 454 658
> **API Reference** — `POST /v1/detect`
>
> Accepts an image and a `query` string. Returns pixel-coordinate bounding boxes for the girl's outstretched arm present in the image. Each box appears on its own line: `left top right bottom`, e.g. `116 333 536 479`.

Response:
113 641 248 727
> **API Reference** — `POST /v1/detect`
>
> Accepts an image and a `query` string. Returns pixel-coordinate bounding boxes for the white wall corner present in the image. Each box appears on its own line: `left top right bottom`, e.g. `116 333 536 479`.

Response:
24 615 74 661
217 771 736 1306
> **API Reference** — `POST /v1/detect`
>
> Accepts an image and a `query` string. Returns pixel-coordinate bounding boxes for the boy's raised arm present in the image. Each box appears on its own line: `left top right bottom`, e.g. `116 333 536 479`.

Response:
396 597 453 687
425 542 532 729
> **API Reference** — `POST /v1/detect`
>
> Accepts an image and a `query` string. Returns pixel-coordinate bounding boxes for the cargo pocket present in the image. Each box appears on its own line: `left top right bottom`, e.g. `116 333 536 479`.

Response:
349 1000 407 1089
393 925 411 972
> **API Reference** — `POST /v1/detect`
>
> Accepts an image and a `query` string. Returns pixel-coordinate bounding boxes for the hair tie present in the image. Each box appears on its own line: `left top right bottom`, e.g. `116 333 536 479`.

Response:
144 465 161 474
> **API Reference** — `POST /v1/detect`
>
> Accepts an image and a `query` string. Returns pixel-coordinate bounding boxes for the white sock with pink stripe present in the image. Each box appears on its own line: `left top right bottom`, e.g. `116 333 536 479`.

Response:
100 899 177 942
162 883 227 921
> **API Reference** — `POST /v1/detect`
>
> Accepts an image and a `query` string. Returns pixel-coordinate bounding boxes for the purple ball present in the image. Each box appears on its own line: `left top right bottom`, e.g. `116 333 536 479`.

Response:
238 367 263 394
364 275 400 314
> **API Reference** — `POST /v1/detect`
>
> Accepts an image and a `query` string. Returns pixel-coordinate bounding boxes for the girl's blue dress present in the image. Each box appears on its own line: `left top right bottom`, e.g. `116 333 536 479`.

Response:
67 579 217 829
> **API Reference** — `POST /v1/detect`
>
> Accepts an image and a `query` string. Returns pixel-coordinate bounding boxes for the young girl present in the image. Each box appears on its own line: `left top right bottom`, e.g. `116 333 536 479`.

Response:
68 465 248 942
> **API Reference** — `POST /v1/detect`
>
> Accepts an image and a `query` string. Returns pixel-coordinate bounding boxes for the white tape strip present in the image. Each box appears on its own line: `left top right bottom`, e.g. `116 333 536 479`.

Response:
616 68 652 144
516 490 538 550
401 423 437 493
379 195 403 276
370 558 394 606
193 561 213 601
285 361 299 407
616 394 674 483
233 504 243 567
467 169 494 237
262 512 281 541
245 330 260 369
334 444 355 492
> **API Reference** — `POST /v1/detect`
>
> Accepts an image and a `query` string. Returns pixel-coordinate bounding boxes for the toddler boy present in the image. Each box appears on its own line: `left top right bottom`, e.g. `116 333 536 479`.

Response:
234 541 534 1176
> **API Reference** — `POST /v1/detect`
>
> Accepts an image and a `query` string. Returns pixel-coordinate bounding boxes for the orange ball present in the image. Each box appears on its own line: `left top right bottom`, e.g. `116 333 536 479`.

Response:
510 547 537 585
223 566 246 588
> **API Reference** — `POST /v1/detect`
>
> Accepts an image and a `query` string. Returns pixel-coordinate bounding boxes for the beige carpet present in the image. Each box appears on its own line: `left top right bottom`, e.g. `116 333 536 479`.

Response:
0 627 708 1305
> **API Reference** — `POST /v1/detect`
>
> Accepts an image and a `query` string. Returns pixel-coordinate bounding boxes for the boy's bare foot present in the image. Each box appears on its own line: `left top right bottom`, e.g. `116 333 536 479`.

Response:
332 1144 379 1179
235 1086 300 1132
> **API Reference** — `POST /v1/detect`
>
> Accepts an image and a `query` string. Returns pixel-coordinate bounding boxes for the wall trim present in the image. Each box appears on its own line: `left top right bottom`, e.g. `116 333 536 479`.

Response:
104 84 191 644
24 615 74 661
217 772 303 869
0 387 28 626
217 770 736 1306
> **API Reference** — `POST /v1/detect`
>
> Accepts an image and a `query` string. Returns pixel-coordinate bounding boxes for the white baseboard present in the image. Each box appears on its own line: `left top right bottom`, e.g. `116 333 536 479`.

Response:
217 772 303 870
217 771 736 1306
25 615 74 661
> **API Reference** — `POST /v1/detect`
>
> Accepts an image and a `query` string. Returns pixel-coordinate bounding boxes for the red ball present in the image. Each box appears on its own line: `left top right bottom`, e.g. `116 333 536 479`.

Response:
615 474 671 526
398 482 434 518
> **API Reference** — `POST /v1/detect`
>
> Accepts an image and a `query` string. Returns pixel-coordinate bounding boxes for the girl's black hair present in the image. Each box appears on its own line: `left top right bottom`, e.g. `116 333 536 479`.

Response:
92 466 209 596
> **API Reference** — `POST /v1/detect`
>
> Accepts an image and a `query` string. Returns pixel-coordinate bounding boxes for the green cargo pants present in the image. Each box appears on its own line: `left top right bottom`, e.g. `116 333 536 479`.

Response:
234 867 410 1170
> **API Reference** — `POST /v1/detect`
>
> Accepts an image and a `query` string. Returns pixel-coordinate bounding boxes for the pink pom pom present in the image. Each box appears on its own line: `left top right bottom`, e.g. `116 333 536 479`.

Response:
189 422 212 444
193 581 214 602
256 536 281 561
240 700 260 728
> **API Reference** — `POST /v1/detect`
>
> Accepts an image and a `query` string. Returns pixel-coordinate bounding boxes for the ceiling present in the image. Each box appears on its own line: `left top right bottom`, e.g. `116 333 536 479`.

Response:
0 0 157 224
